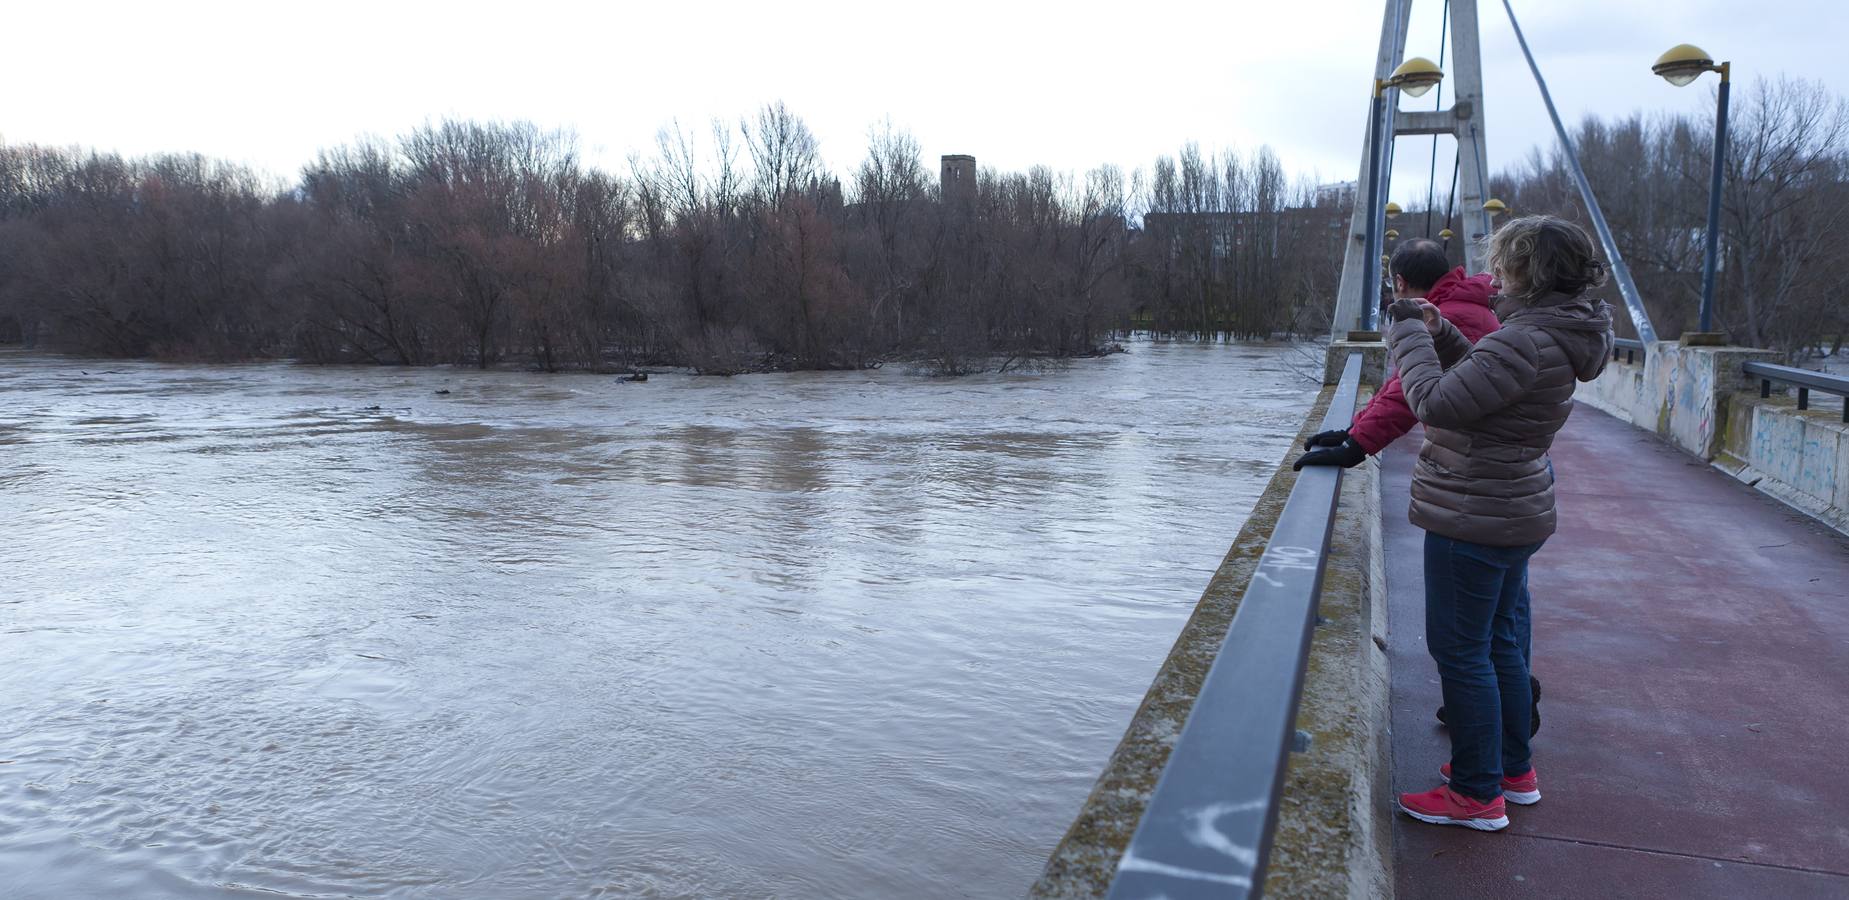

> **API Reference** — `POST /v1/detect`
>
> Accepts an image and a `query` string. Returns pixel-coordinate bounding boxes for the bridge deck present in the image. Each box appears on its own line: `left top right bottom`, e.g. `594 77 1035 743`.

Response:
1384 406 1849 898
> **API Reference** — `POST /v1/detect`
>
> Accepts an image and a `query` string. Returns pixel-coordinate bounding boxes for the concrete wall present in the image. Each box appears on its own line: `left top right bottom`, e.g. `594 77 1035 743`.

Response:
1715 396 1849 535
1577 342 1849 535
1032 378 1393 899
1325 339 1387 387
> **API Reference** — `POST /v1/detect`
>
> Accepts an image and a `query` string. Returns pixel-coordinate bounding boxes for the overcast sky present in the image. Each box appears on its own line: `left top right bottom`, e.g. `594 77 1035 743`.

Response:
6 0 1846 206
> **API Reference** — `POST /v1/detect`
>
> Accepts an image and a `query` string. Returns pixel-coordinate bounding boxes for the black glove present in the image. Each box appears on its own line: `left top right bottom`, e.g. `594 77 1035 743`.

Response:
1386 297 1425 322
1304 428 1350 450
1292 438 1367 471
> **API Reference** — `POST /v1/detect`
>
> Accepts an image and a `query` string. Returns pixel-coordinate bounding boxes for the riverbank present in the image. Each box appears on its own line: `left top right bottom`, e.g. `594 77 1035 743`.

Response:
0 338 1136 378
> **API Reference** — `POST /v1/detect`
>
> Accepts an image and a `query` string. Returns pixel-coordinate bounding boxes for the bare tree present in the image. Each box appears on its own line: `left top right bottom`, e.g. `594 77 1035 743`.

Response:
742 101 821 208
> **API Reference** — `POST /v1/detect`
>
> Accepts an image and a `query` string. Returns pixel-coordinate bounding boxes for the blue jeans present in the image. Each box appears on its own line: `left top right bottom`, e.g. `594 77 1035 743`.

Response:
1424 532 1545 801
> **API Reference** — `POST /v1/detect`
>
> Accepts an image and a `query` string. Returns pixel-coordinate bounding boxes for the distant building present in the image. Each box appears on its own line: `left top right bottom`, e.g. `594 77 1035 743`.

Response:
1316 180 1357 208
941 154 976 210
1141 205 1343 268
1142 212 1275 265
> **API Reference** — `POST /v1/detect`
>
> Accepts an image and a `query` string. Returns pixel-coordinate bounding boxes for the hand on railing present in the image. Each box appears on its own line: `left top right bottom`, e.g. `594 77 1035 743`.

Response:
1295 429 1367 470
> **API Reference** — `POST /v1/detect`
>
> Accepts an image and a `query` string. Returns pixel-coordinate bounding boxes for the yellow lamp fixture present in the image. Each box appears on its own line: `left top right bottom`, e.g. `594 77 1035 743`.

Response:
1483 198 1508 216
1653 44 1722 87
1653 43 1731 334
1439 228 1455 239
1385 201 1403 218
1388 57 1444 98
1385 229 1400 240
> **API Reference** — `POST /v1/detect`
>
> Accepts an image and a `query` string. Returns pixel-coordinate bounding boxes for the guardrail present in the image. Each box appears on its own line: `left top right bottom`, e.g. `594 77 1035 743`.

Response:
1105 352 1364 900
1746 360 1849 424
1612 337 1645 365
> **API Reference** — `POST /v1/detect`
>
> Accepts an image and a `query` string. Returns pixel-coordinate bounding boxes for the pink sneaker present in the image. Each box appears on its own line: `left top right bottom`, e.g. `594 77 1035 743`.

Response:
1441 762 1541 805
1399 784 1509 831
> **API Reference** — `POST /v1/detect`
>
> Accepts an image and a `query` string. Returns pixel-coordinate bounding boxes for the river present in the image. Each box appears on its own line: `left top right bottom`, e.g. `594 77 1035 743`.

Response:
0 341 1317 899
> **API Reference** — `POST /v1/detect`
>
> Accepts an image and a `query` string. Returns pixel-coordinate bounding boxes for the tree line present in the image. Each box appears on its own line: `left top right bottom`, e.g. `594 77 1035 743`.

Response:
0 106 1343 374
1484 77 1846 356
4 80 1838 371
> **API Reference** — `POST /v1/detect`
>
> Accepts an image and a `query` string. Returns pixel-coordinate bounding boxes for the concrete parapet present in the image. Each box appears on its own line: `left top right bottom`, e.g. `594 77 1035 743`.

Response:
1327 340 1386 387
1270 444 1391 898
1575 341 1777 459
1578 342 1848 536
1714 397 1849 536
1033 382 1392 898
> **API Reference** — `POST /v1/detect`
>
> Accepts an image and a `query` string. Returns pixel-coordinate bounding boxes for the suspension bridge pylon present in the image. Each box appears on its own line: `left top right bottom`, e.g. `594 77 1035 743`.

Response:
1332 0 1494 338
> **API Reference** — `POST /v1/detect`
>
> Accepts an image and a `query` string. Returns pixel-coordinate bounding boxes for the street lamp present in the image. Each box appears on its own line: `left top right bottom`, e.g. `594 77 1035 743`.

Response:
1483 198 1507 217
1654 43 1730 336
1389 57 1444 98
1360 57 1445 330
1385 202 1403 218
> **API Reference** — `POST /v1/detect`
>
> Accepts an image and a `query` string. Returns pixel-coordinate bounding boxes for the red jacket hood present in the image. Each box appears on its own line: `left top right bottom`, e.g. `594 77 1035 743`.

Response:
1346 266 1501 455
1425 266 1495 310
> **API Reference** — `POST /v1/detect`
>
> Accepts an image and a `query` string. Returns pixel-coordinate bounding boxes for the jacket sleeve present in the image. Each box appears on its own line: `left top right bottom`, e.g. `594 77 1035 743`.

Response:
1432 316 1471 369
1346 371 1417 455
1386 319 1539 429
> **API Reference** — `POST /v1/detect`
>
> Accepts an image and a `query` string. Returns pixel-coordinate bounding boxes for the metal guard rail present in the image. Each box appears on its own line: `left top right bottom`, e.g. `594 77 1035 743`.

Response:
1106 352 1365 900
1745 360 1849 423
1612 337 1645 365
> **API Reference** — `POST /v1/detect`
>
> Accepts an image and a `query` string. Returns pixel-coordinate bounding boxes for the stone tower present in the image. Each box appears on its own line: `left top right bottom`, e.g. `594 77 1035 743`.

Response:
940 154 976 210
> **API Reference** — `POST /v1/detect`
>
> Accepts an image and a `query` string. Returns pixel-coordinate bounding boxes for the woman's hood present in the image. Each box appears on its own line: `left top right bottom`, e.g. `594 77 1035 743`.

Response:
1500 292 1616 382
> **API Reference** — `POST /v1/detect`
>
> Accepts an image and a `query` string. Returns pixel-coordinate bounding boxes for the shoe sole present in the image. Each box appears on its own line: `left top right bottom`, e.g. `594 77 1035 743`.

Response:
1398 802 1509 831
1441 770 1541 806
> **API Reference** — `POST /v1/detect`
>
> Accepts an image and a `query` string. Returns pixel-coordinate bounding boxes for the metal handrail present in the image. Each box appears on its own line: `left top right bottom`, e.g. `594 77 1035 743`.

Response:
1612 337 1645 365
1106 353 1364 900
1745 360 1849 423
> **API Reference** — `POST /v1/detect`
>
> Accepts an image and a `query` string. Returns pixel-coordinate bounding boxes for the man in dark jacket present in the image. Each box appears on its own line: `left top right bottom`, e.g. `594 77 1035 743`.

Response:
1296 239 1499 470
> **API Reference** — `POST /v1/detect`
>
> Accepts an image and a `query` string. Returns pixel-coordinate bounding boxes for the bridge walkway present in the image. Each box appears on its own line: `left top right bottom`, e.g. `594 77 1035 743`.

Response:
1384 406 1849 898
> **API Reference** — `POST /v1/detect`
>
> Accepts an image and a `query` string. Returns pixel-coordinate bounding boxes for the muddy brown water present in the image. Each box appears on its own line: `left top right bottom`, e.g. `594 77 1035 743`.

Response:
0 342 1316 898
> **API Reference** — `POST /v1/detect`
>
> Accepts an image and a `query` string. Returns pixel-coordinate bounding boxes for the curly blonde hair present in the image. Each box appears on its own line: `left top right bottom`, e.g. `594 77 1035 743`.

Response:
1484 215 1608 303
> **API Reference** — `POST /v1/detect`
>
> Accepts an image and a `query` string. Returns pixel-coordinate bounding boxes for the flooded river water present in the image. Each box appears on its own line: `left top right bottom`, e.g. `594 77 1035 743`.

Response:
0 341 1316 898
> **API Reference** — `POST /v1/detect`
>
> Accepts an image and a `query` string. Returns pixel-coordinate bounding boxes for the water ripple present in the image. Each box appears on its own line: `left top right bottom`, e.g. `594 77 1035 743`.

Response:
0 341 1314 898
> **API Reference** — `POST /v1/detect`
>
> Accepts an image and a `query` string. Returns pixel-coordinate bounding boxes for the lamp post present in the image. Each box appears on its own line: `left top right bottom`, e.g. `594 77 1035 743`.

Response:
1360 57 1444 331
1654 43 1730 336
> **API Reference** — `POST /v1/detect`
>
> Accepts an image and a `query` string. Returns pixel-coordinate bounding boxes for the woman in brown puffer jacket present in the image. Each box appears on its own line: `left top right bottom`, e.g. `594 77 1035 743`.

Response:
1388 216 1614 832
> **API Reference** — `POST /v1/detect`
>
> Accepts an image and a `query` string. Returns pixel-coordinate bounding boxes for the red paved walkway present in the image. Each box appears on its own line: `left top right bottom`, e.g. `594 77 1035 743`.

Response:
1384 406 1849 899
